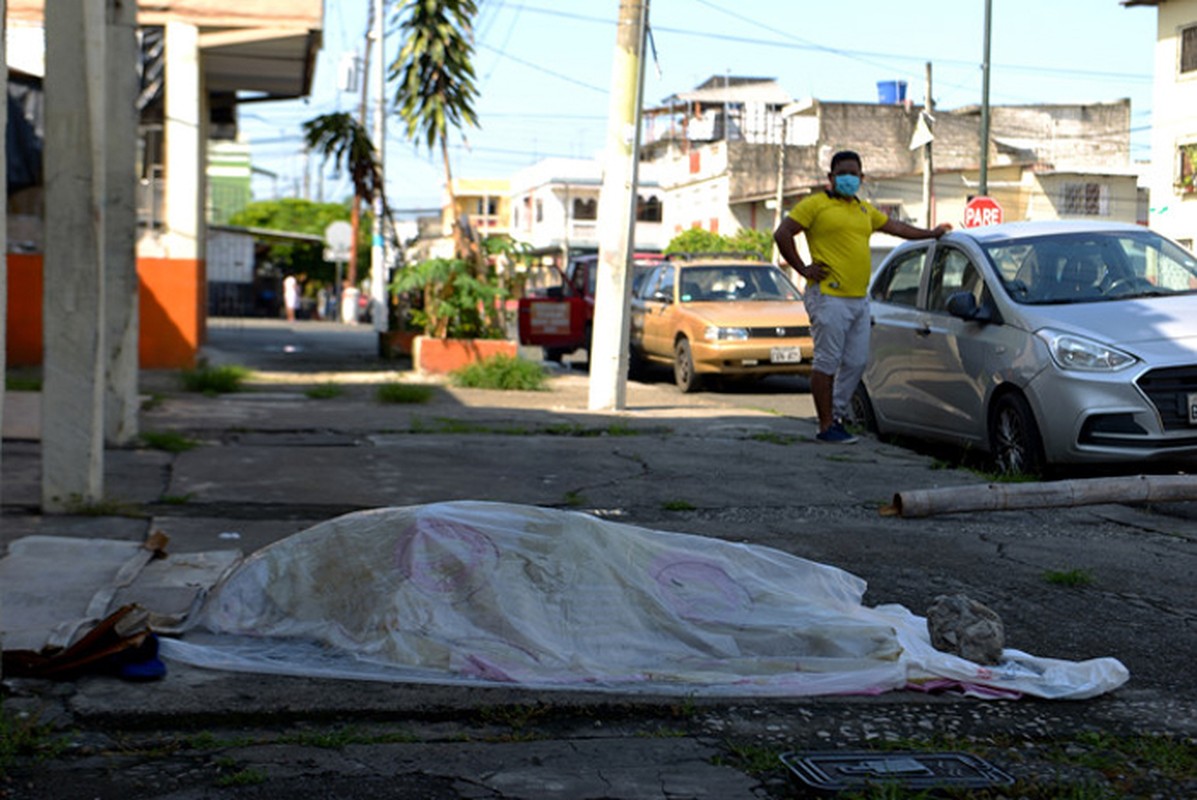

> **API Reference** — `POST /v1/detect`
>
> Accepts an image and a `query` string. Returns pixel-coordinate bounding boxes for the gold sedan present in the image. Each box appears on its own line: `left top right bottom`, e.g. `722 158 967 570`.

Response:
630 257 813 392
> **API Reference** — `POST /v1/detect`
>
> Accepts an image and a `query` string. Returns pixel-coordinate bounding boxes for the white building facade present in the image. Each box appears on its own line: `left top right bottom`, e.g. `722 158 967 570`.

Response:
1128 0 1197 250
507 157 667 255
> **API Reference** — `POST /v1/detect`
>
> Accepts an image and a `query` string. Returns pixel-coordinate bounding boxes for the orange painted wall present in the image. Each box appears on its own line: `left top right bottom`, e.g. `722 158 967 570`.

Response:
5 254 206 369
138 257 206 369
6 254 43 366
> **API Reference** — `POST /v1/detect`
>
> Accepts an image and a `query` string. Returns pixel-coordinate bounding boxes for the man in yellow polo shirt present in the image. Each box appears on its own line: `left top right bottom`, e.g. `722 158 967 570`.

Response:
774 150 951 444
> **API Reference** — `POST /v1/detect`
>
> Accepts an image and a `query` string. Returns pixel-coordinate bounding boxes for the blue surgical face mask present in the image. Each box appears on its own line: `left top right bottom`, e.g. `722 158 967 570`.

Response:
834 174 861 196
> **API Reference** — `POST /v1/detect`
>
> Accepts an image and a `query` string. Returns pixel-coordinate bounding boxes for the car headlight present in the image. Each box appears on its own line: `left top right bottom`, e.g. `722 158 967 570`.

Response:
1036 328 1136 372
705 326 749 341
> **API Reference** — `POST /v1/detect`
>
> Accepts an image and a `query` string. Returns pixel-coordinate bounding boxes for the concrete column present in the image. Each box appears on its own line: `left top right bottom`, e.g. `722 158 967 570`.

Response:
163 22 203 263
105 0 140 445
42 0 108 511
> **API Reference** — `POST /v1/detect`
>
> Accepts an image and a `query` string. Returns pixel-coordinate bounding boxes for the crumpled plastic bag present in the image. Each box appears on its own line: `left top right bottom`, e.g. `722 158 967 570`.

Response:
163 501 1128 699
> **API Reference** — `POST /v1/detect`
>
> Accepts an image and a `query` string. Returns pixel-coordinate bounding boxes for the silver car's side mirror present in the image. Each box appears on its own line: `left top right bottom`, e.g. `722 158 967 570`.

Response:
945 290 993 323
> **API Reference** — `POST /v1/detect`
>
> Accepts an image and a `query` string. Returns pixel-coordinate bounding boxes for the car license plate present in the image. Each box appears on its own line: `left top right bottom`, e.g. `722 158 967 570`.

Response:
771 346 803 364
1188 392 1197 425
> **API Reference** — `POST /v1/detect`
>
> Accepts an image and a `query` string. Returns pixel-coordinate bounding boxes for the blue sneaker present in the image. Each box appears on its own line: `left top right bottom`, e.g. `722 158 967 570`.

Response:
816 423 859 445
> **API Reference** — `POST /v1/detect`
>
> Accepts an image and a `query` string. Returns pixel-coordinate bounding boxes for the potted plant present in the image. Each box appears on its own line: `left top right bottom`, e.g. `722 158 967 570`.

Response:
388 255 516 373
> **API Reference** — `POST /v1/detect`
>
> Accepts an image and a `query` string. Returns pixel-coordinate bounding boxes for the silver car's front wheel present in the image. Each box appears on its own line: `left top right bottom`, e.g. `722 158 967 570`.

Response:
989 393 1045 477
849 383 877 433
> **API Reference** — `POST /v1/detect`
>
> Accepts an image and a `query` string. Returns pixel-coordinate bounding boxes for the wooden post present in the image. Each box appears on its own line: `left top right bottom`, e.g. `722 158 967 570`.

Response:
887 474 1197 519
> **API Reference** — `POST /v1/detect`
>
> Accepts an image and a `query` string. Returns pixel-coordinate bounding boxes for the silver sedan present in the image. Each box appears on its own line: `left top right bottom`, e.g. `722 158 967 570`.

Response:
853 220 1197 474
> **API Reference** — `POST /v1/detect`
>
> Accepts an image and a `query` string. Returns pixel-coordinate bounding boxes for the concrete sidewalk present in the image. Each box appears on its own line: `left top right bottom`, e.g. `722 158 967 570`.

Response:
2 319 1195 799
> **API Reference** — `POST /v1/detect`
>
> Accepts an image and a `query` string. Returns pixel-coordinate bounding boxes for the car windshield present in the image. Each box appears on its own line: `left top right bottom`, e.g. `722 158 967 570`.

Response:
983 230 1197 305
583 257 665 296
677 265 801 302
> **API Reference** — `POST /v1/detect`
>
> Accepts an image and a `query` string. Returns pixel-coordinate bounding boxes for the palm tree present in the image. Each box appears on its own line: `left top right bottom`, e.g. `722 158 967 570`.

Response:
302 111 386 288
390 0 480 263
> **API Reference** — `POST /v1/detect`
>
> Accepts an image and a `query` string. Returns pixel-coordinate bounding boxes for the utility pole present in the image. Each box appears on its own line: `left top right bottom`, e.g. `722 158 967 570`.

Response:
979 0 992 196
343 13 373 322
772 115 786 264
369 0 388 336
588 0 650 412
923 61 934 227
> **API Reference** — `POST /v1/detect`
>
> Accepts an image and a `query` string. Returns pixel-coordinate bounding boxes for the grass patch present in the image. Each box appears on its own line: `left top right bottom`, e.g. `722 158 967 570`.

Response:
410 417 526 434
662 499 696 511
214 766 267 787
276 725 418 748
304 382 343 399
186 731 259 750
140 393 165 411
856 732 1195 798
140 430 199 453
449 354 548 391
712 740 784 776
749 431 800 446
180 364 250 395
376 382 435 404
477 704 549 731
5 375 40 392
542 421 653 437
159 493 194 505
1044 568 1095 587
62 495 146 518
0 705 68 777
969 466 1039 483
563 491 586 507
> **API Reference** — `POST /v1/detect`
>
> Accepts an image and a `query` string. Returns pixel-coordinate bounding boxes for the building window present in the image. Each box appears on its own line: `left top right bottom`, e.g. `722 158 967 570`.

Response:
1179 143 1197 194
636 194 662 222
1061 182 1109 216
572 198 597 221
1182 25 1197 74
536 198 544 223
475 198 497 216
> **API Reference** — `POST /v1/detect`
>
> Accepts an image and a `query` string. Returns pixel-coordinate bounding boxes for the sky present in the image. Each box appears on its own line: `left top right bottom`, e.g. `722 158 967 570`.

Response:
239 0 1159 216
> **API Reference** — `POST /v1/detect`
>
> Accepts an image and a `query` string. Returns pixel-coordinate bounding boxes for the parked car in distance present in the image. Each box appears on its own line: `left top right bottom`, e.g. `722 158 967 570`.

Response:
629 255 812 392
854 220 1197 474
518 253 666 362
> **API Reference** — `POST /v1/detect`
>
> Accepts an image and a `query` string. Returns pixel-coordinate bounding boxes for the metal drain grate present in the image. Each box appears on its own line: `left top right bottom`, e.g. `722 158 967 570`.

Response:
780 750 1015 793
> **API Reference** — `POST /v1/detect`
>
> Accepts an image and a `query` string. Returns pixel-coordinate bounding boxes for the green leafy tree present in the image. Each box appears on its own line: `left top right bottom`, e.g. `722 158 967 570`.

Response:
389 257 505 340
389 0 480 262
228 198 366 285
302 112 388 286
663 228 729 257
726 228 773 261
664 227 772 261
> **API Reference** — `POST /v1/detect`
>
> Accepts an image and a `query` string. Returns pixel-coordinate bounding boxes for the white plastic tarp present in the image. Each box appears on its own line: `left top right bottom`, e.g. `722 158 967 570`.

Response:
161 502 1129 699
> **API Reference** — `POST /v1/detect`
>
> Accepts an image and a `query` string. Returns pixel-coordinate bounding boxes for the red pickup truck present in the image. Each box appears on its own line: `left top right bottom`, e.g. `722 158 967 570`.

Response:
517 253 665 362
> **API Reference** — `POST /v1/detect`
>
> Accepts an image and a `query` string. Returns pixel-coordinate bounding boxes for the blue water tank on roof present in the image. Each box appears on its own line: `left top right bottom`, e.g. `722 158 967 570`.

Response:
877 80 908 104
